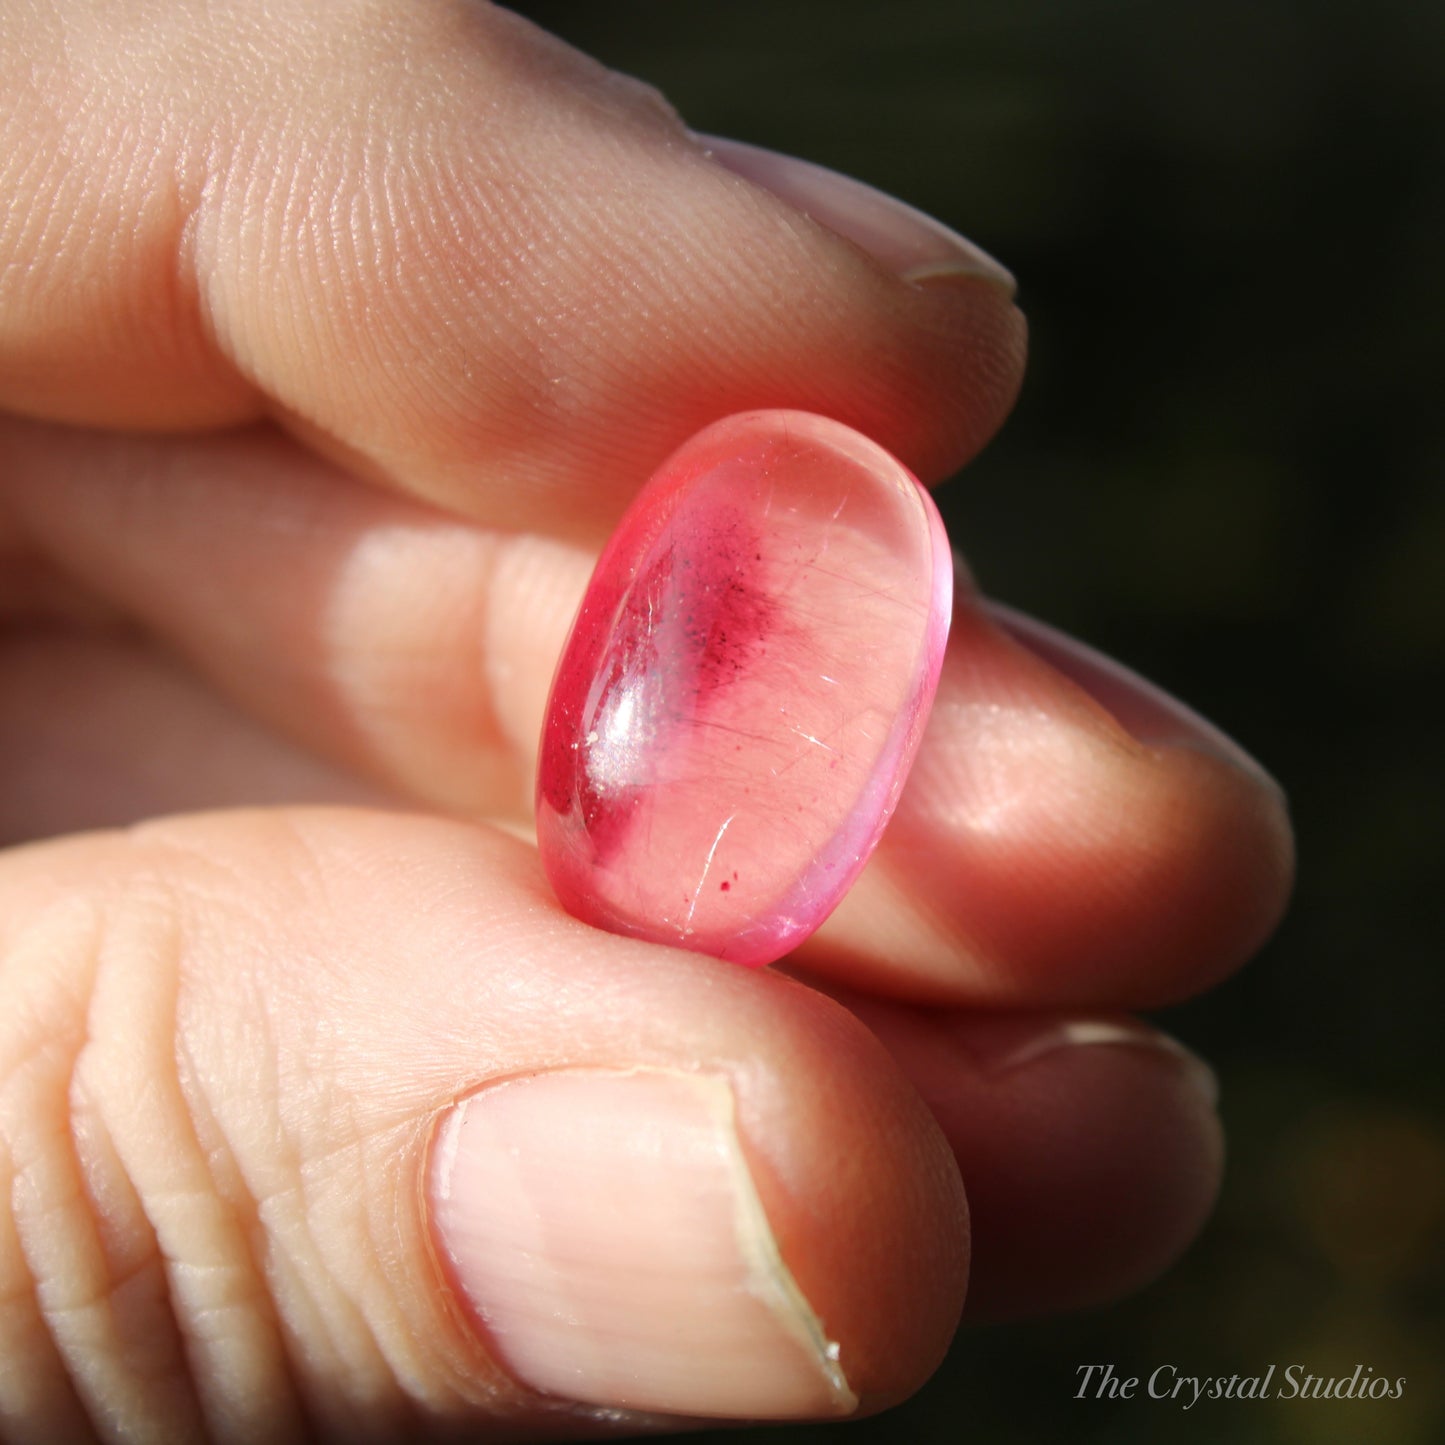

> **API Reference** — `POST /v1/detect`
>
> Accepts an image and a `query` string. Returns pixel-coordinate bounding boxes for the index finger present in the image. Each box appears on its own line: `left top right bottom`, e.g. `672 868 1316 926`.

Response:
0 0 1023 536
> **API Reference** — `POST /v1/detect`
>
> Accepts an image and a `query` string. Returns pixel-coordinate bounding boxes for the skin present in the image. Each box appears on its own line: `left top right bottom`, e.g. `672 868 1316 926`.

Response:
0 2 1295 1440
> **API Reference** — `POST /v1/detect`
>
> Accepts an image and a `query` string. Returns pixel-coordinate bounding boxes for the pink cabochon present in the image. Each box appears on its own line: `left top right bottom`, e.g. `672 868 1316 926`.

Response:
537 411 952 966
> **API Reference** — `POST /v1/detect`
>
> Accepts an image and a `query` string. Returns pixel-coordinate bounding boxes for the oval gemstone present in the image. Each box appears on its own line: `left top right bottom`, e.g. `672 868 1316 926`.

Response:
536 410 952 967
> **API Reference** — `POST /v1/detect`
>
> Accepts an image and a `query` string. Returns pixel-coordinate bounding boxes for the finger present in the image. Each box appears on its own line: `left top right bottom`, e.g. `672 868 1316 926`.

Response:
836 992 1224 1321
1 0 1023 533
0 418 574 815
1 423 1292 1007
0 632 387 847
807 591 1296 1007
0 809 967 1437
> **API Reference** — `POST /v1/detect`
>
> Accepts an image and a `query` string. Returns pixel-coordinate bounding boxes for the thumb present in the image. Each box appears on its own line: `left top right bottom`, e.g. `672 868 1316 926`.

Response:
0 808 966 1439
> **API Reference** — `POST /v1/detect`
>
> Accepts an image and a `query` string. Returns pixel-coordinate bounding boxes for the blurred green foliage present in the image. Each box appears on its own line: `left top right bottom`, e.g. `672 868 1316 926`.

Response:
514 2 1444 1439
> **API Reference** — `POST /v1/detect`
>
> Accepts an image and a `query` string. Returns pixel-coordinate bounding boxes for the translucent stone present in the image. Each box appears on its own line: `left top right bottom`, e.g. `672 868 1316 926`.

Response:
536 410 952 967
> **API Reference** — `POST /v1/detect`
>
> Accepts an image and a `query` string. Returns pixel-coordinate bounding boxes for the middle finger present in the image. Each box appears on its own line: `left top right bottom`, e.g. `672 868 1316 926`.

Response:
1 416 1290 1009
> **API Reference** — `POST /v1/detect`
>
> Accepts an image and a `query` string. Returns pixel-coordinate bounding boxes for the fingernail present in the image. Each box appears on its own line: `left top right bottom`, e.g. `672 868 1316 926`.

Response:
698 135 1016 294
987 601 1283 794
967 1015 1220 1108
428 1068 857 1419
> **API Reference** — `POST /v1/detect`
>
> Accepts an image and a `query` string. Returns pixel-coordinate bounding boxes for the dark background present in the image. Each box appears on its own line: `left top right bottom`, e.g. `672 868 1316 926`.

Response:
513 3 1443 1441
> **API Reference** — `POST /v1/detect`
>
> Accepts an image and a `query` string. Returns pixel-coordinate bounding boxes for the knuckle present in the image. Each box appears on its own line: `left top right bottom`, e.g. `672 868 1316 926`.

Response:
0 860 295 1441
4 815 496 1433
0 809 500 1436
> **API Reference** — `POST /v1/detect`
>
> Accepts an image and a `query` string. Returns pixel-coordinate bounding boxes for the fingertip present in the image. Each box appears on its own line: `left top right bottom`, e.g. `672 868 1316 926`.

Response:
698 135 1017 295
964 602 1296 1005
417 927 970 1420
810 593 1294 1008
986 602 1288 804
692 131 1029 486
728 978 971 1411
845 1000 1225 1322
878 272 1029 487
951 1015 1226 1320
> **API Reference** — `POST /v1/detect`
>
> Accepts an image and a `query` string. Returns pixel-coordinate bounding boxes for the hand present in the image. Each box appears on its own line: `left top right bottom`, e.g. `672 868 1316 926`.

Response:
0 2 1293 1438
